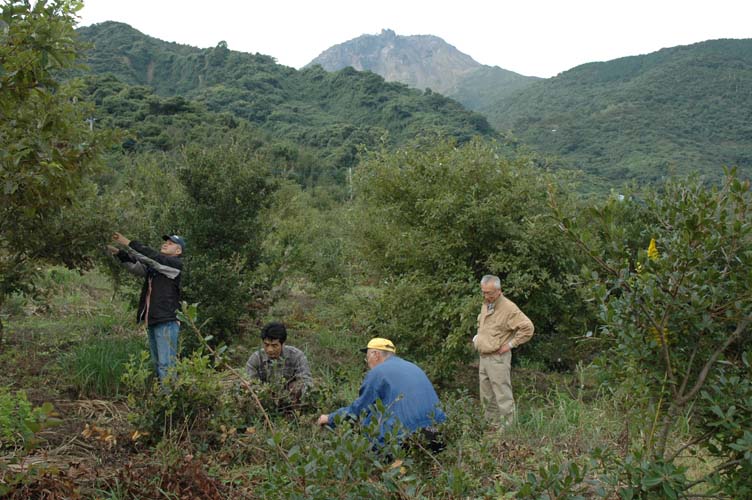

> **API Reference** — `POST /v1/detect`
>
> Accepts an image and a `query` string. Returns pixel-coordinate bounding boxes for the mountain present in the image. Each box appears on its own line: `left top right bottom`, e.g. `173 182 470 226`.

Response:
307 29 538 110
74 22 497 179
309 31 752 183
485 39 752 181
77 23 750 185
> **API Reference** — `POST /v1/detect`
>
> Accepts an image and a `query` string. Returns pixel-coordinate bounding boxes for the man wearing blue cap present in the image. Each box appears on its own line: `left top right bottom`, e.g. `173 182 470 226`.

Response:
317 337 446 449
108 232 185 381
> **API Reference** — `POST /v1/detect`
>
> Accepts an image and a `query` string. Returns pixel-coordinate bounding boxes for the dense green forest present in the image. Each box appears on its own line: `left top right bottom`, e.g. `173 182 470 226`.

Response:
301 29 752 185
1 2 751 498
76 22 496 183
448 64 540 112
484 39 752 182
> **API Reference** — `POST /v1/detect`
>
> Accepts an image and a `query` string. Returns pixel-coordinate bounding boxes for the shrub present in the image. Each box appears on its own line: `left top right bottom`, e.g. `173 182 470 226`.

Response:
0 0 111 342
352 138 589 380
553 171 752 494
259 416 419 499
515 460 594 499
121 349 232 440
0 389 60 451
0 389 35 450
694 351 752 499
175 136 277 344
256 182 353 287
0 389 63 497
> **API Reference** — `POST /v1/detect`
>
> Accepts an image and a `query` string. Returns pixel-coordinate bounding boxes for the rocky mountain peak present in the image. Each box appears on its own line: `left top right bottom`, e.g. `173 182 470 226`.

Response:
307 29 483 94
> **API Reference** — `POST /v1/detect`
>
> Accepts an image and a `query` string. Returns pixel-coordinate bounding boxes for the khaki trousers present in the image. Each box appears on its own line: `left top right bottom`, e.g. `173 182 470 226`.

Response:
479 351 515 425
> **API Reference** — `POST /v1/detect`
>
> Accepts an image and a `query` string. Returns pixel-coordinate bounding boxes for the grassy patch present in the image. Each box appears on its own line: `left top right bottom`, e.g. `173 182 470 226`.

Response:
63 335 147 398
1 267 137 400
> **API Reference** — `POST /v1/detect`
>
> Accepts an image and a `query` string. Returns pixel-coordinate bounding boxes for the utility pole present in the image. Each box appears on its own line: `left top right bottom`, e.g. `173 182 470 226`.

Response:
348 167 353 202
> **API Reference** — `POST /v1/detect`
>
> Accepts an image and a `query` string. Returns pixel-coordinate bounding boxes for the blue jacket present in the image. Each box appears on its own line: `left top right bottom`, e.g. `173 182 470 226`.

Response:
328 356 446 441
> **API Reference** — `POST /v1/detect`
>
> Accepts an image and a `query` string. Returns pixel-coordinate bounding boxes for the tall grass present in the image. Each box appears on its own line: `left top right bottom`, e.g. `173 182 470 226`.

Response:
514 389 621 458
64 336 146 398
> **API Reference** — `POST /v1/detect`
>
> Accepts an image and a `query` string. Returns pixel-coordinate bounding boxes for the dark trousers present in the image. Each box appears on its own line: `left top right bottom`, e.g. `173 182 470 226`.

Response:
403 426 445 453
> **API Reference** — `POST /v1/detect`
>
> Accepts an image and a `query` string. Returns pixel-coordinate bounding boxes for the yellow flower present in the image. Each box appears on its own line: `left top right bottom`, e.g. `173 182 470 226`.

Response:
647 238 659 261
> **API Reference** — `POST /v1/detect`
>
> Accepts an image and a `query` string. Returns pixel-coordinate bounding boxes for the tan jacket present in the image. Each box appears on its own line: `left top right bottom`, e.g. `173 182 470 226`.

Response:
475 294 534 354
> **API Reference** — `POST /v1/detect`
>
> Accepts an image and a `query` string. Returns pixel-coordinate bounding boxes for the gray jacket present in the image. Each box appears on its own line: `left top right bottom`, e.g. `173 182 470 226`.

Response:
245 345 313 395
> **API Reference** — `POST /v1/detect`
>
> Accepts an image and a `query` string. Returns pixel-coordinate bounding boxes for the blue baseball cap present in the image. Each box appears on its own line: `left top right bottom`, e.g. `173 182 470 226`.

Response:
163 234 186 253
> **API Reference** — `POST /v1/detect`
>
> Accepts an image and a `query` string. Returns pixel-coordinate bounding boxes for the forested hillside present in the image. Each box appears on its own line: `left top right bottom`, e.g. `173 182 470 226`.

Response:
76 22 496 181
447 64 540 112
309 31 751 184
485 39 752 181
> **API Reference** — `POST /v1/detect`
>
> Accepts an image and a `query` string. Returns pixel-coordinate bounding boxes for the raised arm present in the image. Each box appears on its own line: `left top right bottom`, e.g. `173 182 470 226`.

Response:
108 244 147 277
124 241 182 279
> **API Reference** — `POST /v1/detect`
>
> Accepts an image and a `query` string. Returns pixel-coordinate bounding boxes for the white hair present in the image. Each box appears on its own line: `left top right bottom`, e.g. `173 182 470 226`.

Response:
370 349 393 359
480 275 501 289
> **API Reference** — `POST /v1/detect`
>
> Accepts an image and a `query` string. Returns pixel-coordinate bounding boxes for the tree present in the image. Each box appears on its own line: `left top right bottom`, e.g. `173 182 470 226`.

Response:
173 133 277 344
0 1 108 340
552 171 752 495
257 181 352 287
351 138 588 380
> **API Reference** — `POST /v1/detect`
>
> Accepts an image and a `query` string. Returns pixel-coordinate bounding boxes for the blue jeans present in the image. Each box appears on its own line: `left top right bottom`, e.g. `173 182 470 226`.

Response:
147 321 179 381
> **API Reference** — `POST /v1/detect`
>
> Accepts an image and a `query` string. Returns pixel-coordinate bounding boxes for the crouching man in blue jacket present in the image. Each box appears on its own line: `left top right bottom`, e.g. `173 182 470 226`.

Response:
317 337 445 450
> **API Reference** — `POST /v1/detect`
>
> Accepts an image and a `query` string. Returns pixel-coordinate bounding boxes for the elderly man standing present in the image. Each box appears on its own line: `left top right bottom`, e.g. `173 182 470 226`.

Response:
474 275 534 429
317 338 445 448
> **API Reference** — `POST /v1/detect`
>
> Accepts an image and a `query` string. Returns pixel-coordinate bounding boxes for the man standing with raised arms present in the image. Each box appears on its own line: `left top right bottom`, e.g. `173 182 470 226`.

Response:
108 232 185 381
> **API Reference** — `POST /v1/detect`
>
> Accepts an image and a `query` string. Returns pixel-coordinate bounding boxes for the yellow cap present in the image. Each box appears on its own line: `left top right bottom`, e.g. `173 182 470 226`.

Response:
360 337 396 353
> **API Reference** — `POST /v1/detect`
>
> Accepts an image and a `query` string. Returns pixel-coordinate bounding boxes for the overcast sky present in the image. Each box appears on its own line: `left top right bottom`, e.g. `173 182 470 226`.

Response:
78 0 751 78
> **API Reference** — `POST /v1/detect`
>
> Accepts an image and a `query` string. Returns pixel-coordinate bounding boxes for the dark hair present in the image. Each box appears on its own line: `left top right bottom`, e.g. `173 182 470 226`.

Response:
261 322 287 343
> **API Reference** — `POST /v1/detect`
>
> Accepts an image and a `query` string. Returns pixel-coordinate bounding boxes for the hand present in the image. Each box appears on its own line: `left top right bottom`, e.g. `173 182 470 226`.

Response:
497 343 512 355
106 245 119 255
112 232 130 246
317 414 329 426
